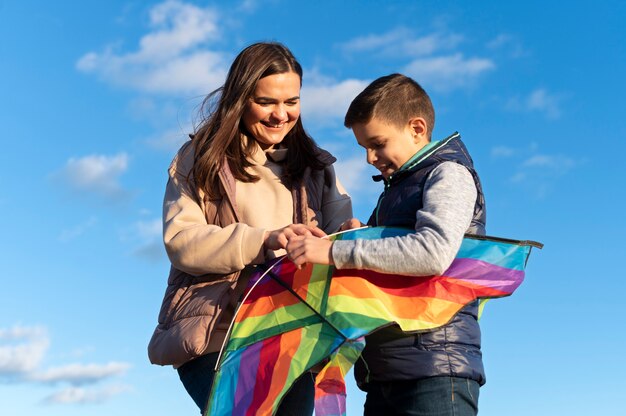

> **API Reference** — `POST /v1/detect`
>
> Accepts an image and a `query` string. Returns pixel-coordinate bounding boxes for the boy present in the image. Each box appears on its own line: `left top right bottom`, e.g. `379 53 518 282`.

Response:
286 73 487 416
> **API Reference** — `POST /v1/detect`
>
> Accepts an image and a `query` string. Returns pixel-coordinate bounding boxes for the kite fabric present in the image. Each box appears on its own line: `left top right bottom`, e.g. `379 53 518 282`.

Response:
205 227 542 416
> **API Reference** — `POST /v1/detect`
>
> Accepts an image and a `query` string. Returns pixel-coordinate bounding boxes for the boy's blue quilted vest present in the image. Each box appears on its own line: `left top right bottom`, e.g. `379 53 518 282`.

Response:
355 134 488 387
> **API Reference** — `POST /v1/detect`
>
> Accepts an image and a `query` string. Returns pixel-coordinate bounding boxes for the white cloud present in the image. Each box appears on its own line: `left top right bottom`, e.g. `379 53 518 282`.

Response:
487 33 513 49
526 89 562 119
506 151 579 198
129 218 166 261
146 127 191 152
1 325 131 405
403 53 495 92
127 97 193 152
77 0 227 95
0 325 47 341
491 146 516 158
59 217 98 242
141 0 218 60
54 153 129 200
506 88 563 119
238 0 260 12
31 362 130 385
486 33 528 58
334 156 371 193
510 171 527 183
490 142 579 197
0 326 49 375
339 28 463 57
338 27 492 91
42 384 132 405
136 218 162 240
133 241 167 260
340 28 412 52
301 79 370 122
522 154 577 174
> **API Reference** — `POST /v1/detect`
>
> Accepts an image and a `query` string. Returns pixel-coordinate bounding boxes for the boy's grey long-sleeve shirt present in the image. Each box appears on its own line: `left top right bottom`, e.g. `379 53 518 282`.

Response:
331 161 476 276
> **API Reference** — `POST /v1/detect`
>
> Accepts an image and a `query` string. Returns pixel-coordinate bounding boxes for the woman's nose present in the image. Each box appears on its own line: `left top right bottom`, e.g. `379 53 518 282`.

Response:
270 105 288 122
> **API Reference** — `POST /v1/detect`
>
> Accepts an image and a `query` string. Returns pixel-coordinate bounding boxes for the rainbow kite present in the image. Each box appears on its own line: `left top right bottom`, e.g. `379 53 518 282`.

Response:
205 227 542 416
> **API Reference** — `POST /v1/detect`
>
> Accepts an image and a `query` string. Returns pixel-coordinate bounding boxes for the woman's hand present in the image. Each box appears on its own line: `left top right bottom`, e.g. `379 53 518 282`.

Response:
263 224 326 251
286 235 334 268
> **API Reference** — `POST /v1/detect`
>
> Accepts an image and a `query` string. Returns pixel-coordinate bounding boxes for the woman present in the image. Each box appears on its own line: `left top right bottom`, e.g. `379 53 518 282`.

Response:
148 42 353 414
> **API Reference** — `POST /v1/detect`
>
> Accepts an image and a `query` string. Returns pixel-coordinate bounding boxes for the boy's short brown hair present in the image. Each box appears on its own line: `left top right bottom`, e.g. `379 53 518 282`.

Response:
344 73 435 139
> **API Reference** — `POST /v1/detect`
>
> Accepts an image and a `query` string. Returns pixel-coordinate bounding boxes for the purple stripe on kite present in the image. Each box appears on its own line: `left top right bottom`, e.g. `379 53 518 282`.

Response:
246 258 289 287
444 258 524 293
315 393 347 416
233 340 263 413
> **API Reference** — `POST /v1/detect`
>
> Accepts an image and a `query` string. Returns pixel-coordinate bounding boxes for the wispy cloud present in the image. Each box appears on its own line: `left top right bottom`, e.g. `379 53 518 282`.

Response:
41 384 132 405
490 143 580 197
334 156 372 194
506 88 564 119
0 325 131 405
129 218 166 261
520 154 577 175
58 217 98 242
53 153 130 201
0 325 49 375
237 0 261 13
30 362 130 385
339 28 463 57
526 89 563 118
491 146 516 158
403 53 495 92
339 27 494 91
487 33 513 49
301 79 370 122
146 127 191 152
77 0 227 95
78 7 496 129
486 33 528 58
135 218 162 240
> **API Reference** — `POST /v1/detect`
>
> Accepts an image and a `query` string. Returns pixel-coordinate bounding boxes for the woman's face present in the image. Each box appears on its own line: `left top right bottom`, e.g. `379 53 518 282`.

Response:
242 71 301 149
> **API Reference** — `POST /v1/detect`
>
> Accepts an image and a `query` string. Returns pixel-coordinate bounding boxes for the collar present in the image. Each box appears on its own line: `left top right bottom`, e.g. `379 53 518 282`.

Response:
245 135 287 165
372 131 461 183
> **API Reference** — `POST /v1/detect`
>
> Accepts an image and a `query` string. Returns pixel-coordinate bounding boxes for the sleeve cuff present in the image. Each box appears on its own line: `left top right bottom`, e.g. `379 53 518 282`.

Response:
331 240 356 270
242 226 268 265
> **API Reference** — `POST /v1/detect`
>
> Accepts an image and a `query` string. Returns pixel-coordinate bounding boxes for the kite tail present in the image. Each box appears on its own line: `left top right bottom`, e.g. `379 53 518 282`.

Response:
314 337 366 416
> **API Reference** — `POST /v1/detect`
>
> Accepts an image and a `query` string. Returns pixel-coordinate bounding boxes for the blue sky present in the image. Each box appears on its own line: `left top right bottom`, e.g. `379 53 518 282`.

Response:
1 0 625 415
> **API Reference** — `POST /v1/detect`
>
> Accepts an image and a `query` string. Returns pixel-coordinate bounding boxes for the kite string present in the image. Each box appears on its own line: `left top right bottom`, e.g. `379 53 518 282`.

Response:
214 257 286 371
265 268 348 342
214 226 370 371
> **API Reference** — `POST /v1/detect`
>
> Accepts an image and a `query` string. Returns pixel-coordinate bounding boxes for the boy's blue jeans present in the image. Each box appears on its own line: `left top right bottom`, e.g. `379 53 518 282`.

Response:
363 376 480 416
177 352 315 415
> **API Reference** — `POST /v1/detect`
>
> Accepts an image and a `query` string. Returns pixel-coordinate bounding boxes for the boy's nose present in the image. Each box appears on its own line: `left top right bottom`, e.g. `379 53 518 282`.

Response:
366 149 377 165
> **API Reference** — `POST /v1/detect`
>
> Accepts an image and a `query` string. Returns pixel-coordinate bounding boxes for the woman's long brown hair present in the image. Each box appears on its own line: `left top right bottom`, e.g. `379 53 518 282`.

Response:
191 42 326 198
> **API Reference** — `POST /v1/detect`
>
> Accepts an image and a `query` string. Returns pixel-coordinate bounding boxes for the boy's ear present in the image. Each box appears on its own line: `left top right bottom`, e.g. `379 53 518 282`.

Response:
408 117 429 142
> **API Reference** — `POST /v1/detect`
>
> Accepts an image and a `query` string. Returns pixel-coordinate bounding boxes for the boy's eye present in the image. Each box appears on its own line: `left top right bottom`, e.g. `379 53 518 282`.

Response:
285 100 298 106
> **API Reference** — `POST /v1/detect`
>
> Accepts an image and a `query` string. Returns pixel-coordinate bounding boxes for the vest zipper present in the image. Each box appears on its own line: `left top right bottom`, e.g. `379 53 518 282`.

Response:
375 179 391 225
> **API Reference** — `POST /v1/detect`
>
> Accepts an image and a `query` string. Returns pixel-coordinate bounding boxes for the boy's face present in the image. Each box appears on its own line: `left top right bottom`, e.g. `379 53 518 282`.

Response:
352 117 429 179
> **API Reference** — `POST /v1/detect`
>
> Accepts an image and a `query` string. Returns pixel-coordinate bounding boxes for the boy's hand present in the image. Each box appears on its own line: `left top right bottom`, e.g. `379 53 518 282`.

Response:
339 218 364 231
286 236 334 268
264 224 326 251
